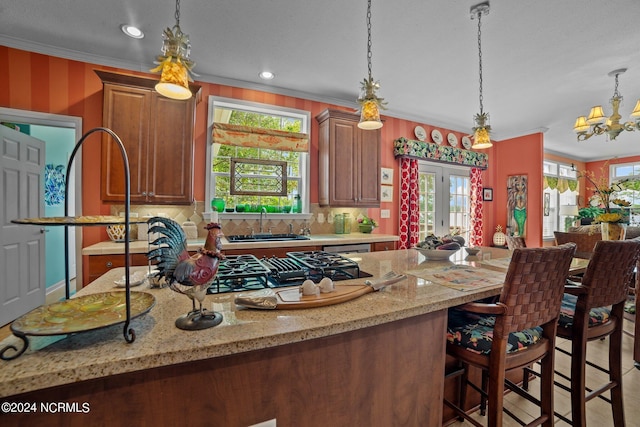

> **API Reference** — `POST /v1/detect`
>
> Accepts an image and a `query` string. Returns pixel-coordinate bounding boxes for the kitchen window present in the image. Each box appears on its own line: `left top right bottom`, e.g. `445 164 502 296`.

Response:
542 161 578 238
206 97 310 216
610 162 640 225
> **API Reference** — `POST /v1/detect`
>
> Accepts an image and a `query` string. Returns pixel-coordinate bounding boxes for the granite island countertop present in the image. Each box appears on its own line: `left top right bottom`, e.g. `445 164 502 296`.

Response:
82 233 400 255
0 248 510 398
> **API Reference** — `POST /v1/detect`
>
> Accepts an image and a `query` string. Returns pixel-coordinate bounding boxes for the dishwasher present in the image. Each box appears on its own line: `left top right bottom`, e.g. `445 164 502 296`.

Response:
322 243 371 254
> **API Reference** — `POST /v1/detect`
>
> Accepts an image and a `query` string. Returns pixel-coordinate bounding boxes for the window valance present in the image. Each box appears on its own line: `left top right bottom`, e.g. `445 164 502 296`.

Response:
393 137 488 170
543 176 578 192
212 122 309 152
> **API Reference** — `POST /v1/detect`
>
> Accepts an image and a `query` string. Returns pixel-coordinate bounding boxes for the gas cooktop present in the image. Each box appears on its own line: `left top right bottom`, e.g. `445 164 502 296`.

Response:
207 251 369 294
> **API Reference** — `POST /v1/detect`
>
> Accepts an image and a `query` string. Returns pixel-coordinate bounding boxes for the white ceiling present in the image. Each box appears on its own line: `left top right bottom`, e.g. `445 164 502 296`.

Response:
2 0 640 162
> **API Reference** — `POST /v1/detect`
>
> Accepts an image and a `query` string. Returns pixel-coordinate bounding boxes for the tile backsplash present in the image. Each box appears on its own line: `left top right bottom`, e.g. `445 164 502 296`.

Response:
110 203 371 239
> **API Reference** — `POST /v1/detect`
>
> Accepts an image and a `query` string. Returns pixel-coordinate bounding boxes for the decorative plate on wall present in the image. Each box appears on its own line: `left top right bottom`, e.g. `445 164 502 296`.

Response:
447 133 459 147
414 126 427 141
431 129 443 145
461 136 472 149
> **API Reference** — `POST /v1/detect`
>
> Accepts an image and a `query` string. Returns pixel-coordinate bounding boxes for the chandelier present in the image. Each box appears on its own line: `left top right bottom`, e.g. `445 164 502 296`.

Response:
150 0 196 100
574 68 640 141
357 0 386 130
470 2 492 149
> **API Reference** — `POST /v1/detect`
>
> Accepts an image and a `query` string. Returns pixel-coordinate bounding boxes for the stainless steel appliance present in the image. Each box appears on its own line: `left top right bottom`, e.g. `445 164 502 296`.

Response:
322 243 371 253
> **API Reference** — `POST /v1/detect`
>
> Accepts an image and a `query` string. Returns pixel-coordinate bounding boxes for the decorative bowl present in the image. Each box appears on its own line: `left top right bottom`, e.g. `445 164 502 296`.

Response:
359 224 374 233
106 224 130 242
465 246 481 256
413 247 459 260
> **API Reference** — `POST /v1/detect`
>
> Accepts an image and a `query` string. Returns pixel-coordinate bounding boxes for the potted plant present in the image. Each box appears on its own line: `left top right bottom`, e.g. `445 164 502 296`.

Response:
578 164 630 239
578 206 603 225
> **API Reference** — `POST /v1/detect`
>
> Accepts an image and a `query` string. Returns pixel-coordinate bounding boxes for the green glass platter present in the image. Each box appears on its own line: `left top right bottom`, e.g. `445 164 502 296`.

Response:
10 291 156 336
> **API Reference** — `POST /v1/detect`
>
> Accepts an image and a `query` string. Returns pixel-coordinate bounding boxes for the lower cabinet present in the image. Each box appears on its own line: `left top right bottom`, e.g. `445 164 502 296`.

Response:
372 241 397 251
87 254 150 284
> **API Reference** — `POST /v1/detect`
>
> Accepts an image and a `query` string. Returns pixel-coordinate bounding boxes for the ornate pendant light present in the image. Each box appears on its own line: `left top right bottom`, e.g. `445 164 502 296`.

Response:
470 2 492 149
151 0 196 100
573 68 640 141
357 0 386 130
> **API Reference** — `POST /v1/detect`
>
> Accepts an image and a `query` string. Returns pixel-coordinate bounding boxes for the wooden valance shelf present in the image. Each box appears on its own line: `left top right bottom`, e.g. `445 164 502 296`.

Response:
393 137 489 170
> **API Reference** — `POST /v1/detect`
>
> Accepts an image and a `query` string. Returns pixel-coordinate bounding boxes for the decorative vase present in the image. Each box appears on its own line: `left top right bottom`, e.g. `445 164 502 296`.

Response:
211 198 225 213
600 222 627 240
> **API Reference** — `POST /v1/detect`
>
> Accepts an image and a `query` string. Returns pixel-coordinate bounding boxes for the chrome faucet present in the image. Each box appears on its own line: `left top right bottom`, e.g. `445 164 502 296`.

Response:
259 207 267 234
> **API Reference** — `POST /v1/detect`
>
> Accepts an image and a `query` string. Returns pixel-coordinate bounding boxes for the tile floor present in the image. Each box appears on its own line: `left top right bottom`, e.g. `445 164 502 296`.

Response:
456 317 640 426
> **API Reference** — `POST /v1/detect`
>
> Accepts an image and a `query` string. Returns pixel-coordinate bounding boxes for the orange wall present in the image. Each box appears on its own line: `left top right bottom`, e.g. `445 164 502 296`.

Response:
3 45 613 261
483 133 545 247
0 46 475 244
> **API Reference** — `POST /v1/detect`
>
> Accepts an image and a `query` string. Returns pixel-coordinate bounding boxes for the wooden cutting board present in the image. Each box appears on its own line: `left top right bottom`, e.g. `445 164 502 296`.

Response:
272 284 374 309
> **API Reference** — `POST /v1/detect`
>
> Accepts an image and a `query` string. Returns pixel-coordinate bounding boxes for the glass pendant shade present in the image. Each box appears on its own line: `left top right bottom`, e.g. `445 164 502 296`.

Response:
472 126 492 149
573 116 590 132
586 105 606 124
358 100 383 130
155 62 192 100
631 99 640 118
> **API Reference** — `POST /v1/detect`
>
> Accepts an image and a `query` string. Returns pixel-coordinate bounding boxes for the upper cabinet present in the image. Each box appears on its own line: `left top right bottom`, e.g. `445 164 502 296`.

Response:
316 109 381 207
96 70 201 205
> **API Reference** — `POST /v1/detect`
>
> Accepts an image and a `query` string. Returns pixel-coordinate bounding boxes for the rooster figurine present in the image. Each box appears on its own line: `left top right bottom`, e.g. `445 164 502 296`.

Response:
147 217 225 330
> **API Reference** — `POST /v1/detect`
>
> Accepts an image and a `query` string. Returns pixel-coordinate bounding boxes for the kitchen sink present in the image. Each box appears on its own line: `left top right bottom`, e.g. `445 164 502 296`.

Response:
226 233 310 243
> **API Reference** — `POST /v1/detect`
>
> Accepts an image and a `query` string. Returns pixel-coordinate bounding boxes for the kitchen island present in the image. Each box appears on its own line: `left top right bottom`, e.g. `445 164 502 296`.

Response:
0 248 509 426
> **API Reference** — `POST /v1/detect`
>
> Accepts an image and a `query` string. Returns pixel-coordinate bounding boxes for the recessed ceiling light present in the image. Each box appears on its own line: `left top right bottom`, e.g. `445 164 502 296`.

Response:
259 71 275 80
121 24 144 39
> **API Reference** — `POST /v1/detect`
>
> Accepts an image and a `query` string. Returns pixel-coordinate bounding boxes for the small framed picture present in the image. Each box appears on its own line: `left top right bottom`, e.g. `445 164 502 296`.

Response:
381 167 394 185
381 185 393 202
483 187 493 201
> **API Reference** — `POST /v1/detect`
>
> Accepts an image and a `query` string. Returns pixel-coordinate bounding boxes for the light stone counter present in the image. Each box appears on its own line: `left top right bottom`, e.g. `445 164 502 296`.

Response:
81 233 400 255
0 248 509 398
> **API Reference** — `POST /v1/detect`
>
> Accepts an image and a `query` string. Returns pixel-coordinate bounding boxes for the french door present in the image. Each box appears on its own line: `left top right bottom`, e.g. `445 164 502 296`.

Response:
418 163 471 244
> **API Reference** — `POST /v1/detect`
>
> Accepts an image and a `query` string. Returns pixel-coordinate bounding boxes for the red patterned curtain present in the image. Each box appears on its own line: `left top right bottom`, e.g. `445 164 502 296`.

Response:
469 167 484 246
399 158 420 249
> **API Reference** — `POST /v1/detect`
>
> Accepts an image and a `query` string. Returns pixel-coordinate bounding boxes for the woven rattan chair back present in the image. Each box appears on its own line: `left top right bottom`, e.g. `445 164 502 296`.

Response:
496 244 576 337
579 239 640 309
505 235 526 251
553 231 601 259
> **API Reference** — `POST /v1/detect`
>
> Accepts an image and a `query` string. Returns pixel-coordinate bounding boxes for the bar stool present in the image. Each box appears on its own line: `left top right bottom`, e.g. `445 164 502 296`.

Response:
555 239 640 427
444 243 576 427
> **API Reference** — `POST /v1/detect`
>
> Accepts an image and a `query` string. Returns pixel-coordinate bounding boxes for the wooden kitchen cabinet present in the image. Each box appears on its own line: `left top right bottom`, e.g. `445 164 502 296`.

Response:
96 70 201 204
316 109 381 207
87 253 150 284
372 241 396 251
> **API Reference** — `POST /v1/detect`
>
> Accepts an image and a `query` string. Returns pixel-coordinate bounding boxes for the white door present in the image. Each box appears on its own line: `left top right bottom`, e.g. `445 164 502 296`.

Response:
418 163 471 243
0 125 45 325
